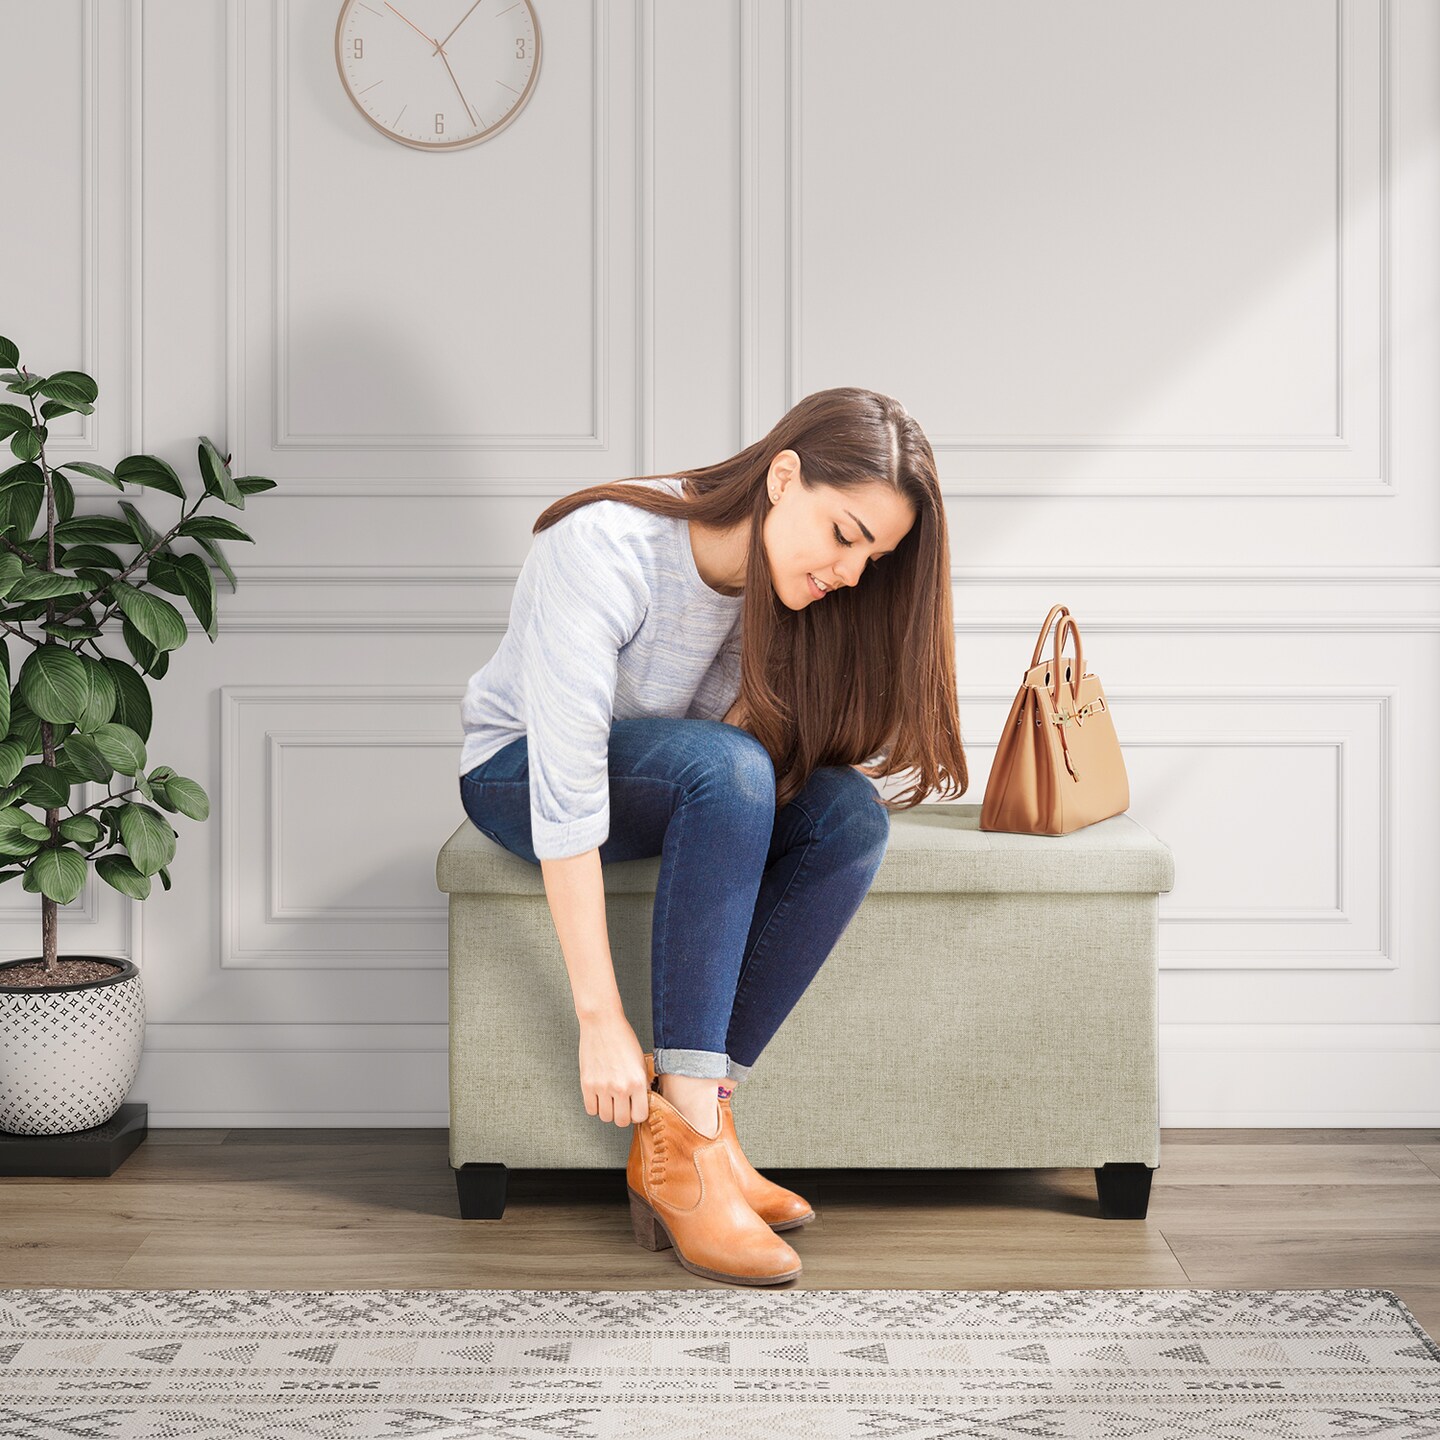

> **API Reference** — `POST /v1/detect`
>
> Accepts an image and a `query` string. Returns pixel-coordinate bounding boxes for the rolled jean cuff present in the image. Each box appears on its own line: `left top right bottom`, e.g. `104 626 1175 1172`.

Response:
727 1057 753 1082
653 1047 730 1080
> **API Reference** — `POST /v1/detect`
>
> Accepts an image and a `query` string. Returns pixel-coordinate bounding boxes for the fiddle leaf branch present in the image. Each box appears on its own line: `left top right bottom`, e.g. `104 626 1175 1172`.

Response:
0 332 275 971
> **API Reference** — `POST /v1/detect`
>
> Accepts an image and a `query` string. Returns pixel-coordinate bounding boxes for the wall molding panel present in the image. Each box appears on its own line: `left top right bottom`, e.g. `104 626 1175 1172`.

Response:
744 0 1394 496
220 686 456 967
228 0 645 489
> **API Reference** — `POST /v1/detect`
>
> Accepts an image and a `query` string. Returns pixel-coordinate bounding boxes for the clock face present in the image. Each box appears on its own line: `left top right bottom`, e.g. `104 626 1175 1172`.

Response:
335 0 541 151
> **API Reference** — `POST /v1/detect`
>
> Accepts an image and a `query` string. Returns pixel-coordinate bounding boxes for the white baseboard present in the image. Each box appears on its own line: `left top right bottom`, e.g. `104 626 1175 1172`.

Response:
1159 1024 1440 1126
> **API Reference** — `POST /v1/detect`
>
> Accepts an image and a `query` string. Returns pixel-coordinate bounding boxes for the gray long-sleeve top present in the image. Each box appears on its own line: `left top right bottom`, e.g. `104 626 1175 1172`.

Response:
458 478 745 859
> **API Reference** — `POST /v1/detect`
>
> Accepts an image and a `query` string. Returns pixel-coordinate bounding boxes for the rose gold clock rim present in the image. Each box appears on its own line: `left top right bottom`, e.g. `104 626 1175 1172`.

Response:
332 0 543 152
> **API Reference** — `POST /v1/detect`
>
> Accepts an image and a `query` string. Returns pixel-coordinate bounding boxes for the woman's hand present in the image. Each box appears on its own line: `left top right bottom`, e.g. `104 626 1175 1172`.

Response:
577 1010 650 1126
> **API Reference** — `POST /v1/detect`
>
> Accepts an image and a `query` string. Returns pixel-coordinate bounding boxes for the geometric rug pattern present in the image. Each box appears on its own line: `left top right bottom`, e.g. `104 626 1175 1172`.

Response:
1 1286 1437 1438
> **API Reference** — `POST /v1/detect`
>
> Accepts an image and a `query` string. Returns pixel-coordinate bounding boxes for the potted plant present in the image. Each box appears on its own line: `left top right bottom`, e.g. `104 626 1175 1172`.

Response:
0 332 273 1139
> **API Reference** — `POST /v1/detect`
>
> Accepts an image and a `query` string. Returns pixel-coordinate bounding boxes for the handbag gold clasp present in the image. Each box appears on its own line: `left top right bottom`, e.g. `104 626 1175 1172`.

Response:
1052 696 1105 729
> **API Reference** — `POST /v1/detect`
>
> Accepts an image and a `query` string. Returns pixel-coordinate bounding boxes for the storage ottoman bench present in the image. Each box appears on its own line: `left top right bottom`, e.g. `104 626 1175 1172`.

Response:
436 800 1175 1222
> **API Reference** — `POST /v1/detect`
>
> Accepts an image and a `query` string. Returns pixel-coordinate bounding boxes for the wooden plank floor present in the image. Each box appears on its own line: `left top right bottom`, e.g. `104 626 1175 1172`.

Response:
3 1127 1438 1340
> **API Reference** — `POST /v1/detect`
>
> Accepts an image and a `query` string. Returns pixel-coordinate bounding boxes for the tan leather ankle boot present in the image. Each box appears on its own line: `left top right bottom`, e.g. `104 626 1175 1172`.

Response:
626 1055 801 1286
716 1082 816 1230
638 1053 815 1231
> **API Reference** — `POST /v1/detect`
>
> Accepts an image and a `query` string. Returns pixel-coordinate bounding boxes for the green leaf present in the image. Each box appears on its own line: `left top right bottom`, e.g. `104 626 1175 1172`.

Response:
58 813 104 845
39 617 104 641
144 553 187 596
14 762 72 808
0 867 24 885
170 552 217 640
6 570 89 601
55 461 123 489
0 739 26 787
164 774 209 821
0 474 43 538
198 436 242 508
52 515 135 545
18 646 90 723
120 615 158 673
156 864 171 891
55 542 125 571
102 658 152 742
109 580 187 652
117 801 175 875
0 458 44 489
195 535 236 592
96 852 151 899
75 656 118 731
0 337 17 368
57 732 113 783
0 404 31 440
118 499 164 551
49 468 75 525
10 427 41 462
6 699 42 752
41 398 91 420
176 516 253 543
37 371 98 408
114 453 185 499
0 807 41 858
133 774 154 802
91 721 147 776
16 812 52 842
234 476 277 495
24 846 88 904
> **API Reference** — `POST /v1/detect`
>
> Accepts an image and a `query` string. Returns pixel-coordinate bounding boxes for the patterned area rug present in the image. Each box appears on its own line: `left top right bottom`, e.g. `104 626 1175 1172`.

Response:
1 1286 1437 1438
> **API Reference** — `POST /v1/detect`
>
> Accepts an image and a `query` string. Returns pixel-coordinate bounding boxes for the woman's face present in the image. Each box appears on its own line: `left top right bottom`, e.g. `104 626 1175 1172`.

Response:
763 450 918 610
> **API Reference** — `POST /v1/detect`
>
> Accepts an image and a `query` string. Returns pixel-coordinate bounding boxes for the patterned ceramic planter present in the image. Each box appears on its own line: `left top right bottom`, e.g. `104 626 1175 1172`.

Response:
0 957 146 1135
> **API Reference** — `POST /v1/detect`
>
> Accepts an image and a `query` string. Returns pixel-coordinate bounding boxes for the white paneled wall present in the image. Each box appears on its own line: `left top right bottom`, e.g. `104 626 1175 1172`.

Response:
1 0 1436 1125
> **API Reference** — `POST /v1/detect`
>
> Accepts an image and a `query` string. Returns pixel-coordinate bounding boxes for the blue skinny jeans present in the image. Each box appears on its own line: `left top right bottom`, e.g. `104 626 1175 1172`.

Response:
458 717 891 1084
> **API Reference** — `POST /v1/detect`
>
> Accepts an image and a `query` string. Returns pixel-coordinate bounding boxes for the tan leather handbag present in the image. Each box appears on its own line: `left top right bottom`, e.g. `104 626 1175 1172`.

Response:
979 604 1129 835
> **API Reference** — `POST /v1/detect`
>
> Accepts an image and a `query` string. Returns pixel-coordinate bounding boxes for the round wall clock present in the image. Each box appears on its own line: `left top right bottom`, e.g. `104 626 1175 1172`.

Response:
334 0 541 151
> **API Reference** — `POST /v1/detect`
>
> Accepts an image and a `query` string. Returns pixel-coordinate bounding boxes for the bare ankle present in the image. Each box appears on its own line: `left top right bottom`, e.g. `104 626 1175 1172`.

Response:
656 1073 720 1136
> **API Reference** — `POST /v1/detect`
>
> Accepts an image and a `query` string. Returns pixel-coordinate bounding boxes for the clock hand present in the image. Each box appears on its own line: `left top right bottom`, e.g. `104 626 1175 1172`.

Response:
384 1 448 56
438 47 479 128
436 0 487 55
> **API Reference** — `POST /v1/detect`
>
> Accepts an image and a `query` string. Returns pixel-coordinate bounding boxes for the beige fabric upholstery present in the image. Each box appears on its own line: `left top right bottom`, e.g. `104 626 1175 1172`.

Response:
438 801 1174 1171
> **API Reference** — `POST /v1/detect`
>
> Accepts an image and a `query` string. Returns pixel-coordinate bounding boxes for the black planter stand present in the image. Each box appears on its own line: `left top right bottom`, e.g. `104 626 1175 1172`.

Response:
0 1101 148 1177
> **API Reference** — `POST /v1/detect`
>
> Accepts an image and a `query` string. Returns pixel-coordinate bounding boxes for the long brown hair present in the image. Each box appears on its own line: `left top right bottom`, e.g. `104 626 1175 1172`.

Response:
533 386 967 813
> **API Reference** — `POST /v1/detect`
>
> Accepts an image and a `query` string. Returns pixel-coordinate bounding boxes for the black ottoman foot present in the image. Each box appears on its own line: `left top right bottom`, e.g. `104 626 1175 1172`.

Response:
1095 1161 1154 1219
455 1161 508 1219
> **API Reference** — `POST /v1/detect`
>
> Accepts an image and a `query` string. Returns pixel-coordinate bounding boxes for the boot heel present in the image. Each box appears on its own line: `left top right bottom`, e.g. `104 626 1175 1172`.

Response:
628 1188 672 1252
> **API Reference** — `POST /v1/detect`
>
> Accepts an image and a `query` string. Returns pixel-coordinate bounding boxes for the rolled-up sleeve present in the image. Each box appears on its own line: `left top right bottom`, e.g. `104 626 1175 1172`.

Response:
512 519 650 859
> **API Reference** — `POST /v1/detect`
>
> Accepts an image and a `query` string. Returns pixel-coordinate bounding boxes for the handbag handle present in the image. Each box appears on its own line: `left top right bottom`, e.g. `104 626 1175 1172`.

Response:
1028 605 1086 711
1028 604 1071 669
1051 613 1084 713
